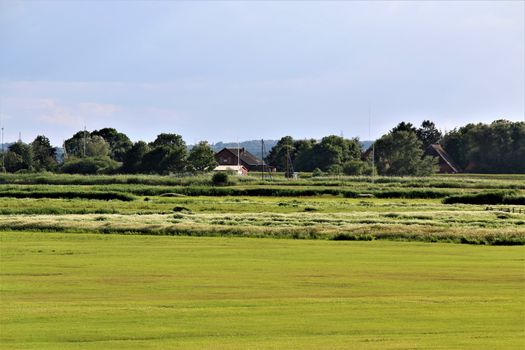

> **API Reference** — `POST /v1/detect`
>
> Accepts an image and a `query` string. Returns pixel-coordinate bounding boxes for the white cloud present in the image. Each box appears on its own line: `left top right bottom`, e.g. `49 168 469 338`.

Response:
36 100 123 128
36 98 81 127
79 102 121 117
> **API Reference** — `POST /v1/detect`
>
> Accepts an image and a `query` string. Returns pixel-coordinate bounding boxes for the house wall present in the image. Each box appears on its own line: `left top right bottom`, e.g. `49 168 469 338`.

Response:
215 149 276 172
215 150 251 169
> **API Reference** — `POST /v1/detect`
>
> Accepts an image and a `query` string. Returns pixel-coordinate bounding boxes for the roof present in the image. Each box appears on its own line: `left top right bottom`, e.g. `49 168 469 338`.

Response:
426 144 462 173
221 148 264 166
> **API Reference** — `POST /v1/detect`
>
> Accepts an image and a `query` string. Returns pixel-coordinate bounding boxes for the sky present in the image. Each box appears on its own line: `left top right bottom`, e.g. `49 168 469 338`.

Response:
0 0 524 146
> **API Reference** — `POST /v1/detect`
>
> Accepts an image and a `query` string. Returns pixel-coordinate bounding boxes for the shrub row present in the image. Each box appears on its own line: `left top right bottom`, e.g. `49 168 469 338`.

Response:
0 173 215 186
443 191 525 205
178 187 344 197
331 232 524 245
119 185 453 199
343 189 451 199
0 184 458 199
0 191 135 201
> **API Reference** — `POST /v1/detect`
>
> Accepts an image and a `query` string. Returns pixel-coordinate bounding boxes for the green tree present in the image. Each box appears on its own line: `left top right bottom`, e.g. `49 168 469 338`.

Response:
64 131 89 158
265 136 295 171
141 146 171 174
85 135 110 158
188 141 217 172
142 146 187 174
391 122 417 134
122 141 149 173
5 142 33 172
31 135 58 171
416 120 442 150
64 131 109 158
4 152 24 172
293 139 317 171
374 131 437 176
150 133 186 149
295 136 362 172
91 128 132 161
143 133 188 174
442 120 525 173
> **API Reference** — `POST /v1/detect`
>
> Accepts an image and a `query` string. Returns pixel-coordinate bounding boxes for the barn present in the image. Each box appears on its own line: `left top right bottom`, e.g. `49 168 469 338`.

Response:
215 148 275 172
425 144 462 174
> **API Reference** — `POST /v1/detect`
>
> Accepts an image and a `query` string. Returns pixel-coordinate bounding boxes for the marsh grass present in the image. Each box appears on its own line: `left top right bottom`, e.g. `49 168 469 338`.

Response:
1 210 523 244
0 173 523 244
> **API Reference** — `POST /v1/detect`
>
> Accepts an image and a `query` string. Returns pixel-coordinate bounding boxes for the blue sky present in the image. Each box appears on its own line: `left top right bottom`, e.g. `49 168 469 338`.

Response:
0 0 523 146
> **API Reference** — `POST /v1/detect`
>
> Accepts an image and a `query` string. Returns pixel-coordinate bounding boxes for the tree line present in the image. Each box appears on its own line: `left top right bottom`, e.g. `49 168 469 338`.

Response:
0 120 523 175
1 128 217 175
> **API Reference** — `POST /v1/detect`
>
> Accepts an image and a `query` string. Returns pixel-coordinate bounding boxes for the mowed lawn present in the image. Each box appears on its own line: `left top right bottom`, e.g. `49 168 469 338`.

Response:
1 232 524 349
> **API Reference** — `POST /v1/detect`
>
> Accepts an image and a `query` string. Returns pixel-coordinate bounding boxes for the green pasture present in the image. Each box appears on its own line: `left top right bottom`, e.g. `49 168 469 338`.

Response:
0 173 523 244
1 232 524 349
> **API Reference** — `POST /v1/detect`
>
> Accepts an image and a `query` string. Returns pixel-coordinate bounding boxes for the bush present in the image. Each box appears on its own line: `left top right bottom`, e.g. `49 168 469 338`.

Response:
343 160 366 176
312 168 323 177
342 161 375 176
173 206 191 213
61 157 120 175
212 172 229 186
327 164 343 175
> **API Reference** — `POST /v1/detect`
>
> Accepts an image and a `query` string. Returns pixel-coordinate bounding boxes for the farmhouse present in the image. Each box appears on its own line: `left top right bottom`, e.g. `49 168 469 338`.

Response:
215 148 275 172
425 144 462 174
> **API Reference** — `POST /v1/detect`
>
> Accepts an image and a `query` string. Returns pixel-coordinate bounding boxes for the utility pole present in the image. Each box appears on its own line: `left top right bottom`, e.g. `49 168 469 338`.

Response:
1 125 4 173
237 140 240 175
62 140 68 162
261 139 264 181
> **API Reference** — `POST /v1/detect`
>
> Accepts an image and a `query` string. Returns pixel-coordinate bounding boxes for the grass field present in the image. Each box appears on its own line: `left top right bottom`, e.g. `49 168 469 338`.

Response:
1 232 524 349
0 173 524 349
0 173 523 244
